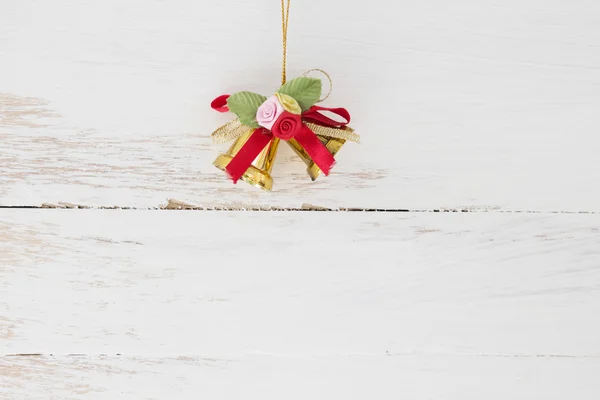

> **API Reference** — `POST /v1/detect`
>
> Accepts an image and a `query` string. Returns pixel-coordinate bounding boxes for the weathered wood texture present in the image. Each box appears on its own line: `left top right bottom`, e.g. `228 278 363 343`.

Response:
1 211 600 398
2 0 600 210
2 0 600 397
2 354 600 400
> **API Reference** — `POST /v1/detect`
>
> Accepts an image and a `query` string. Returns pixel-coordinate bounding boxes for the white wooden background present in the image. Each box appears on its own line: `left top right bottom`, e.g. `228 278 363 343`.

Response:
1 0 600 398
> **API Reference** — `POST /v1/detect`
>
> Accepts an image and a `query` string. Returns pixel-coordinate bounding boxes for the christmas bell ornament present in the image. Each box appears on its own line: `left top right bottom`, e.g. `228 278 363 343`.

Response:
213 132 280 191
288 135 347 181
210 0 360 190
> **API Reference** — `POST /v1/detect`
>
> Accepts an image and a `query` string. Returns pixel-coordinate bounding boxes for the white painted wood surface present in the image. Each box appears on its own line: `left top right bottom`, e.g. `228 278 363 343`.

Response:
3 354 600 400
2 0 600 210
2 0 600 397
2 211 600 398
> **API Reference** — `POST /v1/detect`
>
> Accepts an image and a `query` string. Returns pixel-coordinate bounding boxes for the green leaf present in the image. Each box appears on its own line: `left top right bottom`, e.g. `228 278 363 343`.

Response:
227 91 267 128
277 77 322 111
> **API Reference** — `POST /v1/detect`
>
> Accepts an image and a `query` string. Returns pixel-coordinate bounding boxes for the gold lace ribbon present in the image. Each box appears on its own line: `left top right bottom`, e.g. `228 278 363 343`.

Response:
211 119 253 144
304 122 360 143
211 118 360 144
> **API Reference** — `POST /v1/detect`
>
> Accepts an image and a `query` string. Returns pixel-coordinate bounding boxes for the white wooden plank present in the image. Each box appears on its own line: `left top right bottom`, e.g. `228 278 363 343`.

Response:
2 1 600 210
2 210 600 398
2 354 600 400
1 210 599 359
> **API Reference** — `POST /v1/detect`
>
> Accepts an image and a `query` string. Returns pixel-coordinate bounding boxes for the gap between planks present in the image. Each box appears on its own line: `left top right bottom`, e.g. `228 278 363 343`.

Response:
0 199 598 214
4 353 600 359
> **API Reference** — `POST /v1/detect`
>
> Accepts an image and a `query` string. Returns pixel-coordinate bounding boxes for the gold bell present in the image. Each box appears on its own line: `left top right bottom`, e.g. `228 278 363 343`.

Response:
287 136 345 181
213 131 280 191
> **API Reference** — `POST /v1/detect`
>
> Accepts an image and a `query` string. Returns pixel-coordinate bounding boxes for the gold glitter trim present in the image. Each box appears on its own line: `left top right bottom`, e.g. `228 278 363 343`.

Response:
305 122 360 143
211 119 359 144
211 119 253 144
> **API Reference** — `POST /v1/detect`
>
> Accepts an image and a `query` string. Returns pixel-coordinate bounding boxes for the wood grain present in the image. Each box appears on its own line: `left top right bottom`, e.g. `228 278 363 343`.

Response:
2 354 600 400
1 211 600 398
2 0 600 397
2 0 599 210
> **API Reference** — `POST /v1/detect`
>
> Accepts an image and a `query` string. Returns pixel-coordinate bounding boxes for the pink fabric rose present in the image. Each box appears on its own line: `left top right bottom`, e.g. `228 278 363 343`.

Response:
256 95 284 130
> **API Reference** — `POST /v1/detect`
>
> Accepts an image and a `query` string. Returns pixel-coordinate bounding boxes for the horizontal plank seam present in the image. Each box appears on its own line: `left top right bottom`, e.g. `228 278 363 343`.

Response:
3 353 600 359
0 206 598 214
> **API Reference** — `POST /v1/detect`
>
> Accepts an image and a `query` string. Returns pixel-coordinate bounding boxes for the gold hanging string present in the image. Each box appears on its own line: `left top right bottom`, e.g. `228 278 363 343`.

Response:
281 0 291 85
211 0 360 145
301 68 333 103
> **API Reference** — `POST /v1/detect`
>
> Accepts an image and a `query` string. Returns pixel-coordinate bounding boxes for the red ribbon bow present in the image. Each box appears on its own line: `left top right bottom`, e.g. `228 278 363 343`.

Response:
212 95 351 184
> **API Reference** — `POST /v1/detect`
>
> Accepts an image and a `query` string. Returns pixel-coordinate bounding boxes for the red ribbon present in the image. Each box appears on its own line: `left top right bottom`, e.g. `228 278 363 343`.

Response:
211 94 230 113
212 95 350 184
294 123 336 175
225 128 272 183
303 105 351 127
